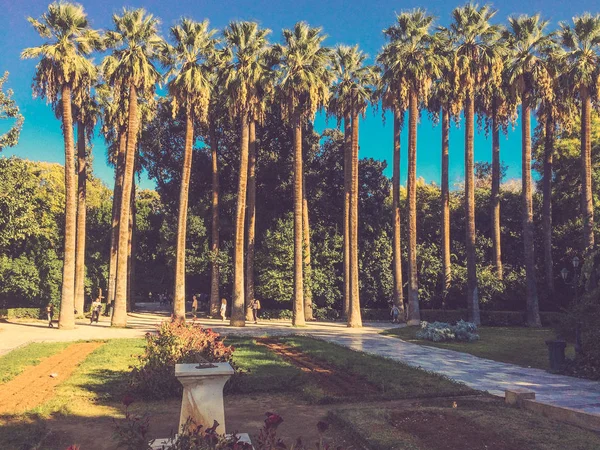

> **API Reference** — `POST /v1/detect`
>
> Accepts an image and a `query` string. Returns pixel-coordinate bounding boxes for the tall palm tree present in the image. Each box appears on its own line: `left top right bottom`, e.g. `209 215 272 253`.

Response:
221 21 271 327
476 38 511 282
73 86 99 315
22 2 100 330
382 9 442 325
377 44 408 319
330 45 377 326
449 3 502 325
272 22 332 326
558 14 600 253
163 18 217 320
103 8 163 327
504 14 554 327
97 83 127 315
536 51 572 298
427 32 462 303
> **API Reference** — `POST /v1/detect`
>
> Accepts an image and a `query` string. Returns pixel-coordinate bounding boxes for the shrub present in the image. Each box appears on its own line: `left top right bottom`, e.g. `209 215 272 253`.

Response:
130 319 234 399
416 320 480 342
258 309 294 320
0 307 43 319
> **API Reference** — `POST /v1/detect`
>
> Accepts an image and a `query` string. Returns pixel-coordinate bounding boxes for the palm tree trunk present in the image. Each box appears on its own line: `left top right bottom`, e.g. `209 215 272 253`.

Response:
303 170 313 321
465 93 480 325
59 84 76 330
348 109 362 328
407 90 420 326
441 106 451 307
581 89 594 251
491 107 503 280
174 107 195 320
231 115 249 327
293 112 306 326
112 82 139 327
74 120 87 316
392 110 404 318
108 131 126 310
245 120 257 322
522 99 541 327
209 120 220 317
542 114 554 297
127 180 135 312
343 114 351 318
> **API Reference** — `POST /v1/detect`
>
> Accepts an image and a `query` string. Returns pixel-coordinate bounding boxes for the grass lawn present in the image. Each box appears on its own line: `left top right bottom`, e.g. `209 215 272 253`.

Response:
383 326 576 370
279 336 473 400
0 334 597 450
0 341 72 384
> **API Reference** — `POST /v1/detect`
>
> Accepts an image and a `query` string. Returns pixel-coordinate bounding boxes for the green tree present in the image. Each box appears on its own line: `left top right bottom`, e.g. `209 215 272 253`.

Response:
221 21 271 327
0 72 24 150
449 2 502 325
382 9 442 325
22 2 101 329
103 8 163 327
163 18 217 320
558 14 600 253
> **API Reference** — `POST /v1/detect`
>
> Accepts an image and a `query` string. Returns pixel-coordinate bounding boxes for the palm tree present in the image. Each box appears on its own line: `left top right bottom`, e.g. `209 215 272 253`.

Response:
98 83 127 314
476 38 511 282
536 50 572 298
330 45 377 326
103 8 163 327
272 22 332 326
73 86 99 316
221 21 271 327
504 14 554 327
22 2 100 330
427 32 462 303
558 14 600 253
382 9 442 325
449 3 502 325
377 44 408 319
163 18 217 320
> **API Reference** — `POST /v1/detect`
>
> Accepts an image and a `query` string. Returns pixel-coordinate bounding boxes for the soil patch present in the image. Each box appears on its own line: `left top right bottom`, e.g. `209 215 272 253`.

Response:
257 338 380 398
388 409 522 450
0 342 103 414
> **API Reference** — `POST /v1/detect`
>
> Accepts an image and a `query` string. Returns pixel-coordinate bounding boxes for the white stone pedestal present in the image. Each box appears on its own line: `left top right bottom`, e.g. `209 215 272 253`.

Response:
175 362 234 435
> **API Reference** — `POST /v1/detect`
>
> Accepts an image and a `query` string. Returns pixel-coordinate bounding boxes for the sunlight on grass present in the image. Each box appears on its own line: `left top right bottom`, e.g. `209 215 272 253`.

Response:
0 342 72 384
383 326 576 370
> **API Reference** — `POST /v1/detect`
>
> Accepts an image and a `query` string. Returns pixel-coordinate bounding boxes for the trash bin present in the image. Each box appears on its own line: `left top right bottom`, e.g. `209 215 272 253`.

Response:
545 340 567 371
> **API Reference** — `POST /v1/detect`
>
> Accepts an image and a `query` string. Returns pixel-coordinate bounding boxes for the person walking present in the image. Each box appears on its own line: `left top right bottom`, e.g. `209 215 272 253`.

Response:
220 298 227 322
46 303 54 328
191 295 198 319
390 304 401 324
90 297 102 324
250 298 261 324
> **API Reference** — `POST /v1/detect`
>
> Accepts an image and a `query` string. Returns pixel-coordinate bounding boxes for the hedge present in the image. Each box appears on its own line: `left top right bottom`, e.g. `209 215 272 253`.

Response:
0 307 44 319
258 308 563 327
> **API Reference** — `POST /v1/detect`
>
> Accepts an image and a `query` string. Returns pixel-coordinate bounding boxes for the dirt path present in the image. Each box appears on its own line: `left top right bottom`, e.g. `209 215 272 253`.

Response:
0 342 103 414
257 338 380 398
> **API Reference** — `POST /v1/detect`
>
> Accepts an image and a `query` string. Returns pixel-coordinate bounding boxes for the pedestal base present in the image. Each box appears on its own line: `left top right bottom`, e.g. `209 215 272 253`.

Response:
150 433 252 449
175 363 234 435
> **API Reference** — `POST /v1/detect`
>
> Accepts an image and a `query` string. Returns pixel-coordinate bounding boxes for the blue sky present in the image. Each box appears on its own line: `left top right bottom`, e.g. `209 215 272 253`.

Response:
0 0 597 190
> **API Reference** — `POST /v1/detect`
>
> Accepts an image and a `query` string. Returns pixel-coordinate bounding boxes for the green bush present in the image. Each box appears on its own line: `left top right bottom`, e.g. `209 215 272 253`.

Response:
0 307 43 319
258 309 294 320
130 319 234 399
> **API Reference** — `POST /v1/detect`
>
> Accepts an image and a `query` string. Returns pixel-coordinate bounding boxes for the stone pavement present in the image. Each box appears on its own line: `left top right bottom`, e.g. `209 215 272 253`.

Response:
2 307 600 417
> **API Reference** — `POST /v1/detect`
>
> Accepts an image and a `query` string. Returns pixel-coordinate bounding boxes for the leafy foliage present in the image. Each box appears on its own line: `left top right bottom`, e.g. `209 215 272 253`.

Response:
0 72 23 150
130 319 234 399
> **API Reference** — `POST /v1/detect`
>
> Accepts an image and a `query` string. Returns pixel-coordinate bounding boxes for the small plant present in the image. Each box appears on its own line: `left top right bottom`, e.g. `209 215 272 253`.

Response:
113 395 152 450
416 320 479 342
130 319 235 399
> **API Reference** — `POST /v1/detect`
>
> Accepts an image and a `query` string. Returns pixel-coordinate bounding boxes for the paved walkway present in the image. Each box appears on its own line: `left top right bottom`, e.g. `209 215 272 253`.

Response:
2 307 599 417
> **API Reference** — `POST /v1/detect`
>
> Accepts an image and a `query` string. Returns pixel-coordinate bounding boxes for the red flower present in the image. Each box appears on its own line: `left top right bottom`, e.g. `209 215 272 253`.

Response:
122 393 135 407
264 412 284 429
66 446 80 450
